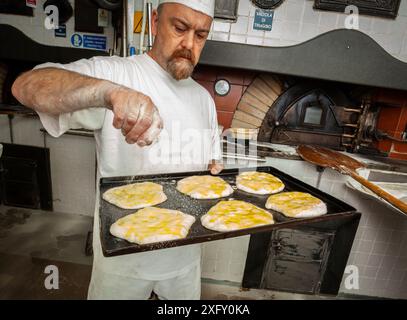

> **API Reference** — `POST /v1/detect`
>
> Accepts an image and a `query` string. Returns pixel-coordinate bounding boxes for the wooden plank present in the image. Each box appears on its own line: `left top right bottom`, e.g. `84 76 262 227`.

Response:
246 84 274 106
237 101 266 120
251 77 279 102
260 74 283 96
238 99 270 114
241 92 269 112
230 119 258 129
234 110 263 127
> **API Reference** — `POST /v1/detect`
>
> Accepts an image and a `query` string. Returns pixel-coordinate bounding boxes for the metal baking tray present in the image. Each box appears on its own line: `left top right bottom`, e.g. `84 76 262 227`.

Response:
99 166 357 257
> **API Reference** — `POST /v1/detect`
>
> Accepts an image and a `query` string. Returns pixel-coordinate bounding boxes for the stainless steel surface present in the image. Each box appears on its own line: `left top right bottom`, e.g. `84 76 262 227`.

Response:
146 2 153 51
122 0 128 57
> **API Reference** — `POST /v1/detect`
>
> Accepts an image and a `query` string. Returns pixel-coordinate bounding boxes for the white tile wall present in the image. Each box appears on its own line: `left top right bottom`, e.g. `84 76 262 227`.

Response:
46 133 96 216
0 0 114 52
206 0 407 63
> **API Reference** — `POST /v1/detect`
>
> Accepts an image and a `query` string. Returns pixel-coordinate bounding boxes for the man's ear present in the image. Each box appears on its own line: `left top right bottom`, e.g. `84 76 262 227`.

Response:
151 9 159 36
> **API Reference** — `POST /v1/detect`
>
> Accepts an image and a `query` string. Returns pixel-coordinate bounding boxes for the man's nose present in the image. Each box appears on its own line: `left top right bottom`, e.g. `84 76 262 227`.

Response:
181 31 194 50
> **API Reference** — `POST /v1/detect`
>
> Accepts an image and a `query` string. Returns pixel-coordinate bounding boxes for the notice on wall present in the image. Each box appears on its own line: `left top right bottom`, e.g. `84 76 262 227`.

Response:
83 35 107 50
71 33 107 51
253 9 274 31
26 0 37 8
55 25 67 38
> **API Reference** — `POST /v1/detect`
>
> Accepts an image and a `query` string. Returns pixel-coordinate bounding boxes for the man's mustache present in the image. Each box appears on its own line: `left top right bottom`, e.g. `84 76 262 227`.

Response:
171 49 195 65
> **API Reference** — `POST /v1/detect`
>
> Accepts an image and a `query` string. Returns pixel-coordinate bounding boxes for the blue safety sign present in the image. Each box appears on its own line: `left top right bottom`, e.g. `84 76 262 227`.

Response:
83 35 107 50
71 33 83 47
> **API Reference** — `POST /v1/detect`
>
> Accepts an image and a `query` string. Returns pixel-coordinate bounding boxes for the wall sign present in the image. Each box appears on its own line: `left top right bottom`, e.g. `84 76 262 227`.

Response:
83 35 107 50
70 33 107 51
253 9 274 31
71 33 83 47
54 24 66 38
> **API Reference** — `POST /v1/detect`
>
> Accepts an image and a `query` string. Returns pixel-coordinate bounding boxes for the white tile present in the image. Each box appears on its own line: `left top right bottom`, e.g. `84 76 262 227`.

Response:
237 0 251 16
281 21 301 41
399 0 407 16
263 38 282 47
230 16 249 34
317 24 337 34
246 36 263 45
371 17 391 34
302 2 320 24
273 4 286 21
46 134 96 216
300 22 319 40
319 12 338 28
11 116 44 147
211 32 229 42
358 16 373 32
386 33 405 55
283 1 305 23
213 20 231 33
229 34 246 44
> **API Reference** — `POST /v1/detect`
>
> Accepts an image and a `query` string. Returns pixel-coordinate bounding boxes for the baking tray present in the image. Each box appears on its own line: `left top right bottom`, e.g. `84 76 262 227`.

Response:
99 166 357 257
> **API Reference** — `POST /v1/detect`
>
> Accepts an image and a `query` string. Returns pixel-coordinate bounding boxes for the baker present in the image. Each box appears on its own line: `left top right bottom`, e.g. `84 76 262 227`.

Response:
12 0 222 300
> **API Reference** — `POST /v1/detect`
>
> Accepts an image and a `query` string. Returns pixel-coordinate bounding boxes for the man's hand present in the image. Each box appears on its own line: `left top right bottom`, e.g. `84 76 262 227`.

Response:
208 160 224 175
108 87 163 147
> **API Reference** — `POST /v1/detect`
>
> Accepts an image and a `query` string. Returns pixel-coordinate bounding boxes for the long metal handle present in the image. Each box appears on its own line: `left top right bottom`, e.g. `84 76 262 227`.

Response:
344 167 407 215
122 0 128 57
146 2 153 51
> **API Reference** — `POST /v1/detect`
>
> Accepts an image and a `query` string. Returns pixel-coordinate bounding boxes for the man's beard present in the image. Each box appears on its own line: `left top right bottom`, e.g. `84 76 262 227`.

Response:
167 49 196 81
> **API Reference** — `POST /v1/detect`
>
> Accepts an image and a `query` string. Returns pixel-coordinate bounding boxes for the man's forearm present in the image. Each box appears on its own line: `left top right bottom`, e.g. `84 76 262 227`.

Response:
12 67 119 115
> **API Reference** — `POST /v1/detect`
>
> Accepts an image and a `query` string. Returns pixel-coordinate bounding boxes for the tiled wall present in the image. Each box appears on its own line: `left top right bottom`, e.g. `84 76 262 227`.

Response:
0 115 97 217
207 0 407 63
0 0 114 52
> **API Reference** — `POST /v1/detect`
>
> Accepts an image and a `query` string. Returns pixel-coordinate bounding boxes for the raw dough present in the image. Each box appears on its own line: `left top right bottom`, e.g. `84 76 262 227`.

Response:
201 200 274 232
110 207 196 245
236 171 285 195
176 175 233 199
266 192 327 218
102 182 167 209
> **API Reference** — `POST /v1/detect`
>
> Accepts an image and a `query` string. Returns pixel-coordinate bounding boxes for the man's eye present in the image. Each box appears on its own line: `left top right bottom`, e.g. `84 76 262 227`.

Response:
175 26 186 33
196 33 206 40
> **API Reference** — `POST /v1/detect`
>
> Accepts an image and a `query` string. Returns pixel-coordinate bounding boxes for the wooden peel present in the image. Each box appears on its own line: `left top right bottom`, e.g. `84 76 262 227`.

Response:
297 145 407 216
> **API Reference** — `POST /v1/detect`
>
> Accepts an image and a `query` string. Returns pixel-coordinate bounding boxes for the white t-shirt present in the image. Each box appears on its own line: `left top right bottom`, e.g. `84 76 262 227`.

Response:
36 53 221 280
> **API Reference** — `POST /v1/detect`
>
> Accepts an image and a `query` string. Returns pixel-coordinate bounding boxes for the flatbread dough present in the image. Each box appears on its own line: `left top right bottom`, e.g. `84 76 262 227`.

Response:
102 182 167 209
177 175 233 199
266 192 327 218
236 171 285 195
110 207 196 245
201 200 274 232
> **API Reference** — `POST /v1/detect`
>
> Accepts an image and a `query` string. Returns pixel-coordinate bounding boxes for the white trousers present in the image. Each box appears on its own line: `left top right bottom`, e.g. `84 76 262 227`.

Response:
87 263 201 300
